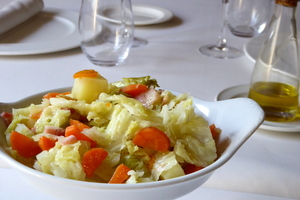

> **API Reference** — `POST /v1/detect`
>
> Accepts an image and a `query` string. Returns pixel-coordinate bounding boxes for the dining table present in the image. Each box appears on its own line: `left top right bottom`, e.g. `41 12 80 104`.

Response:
0 0 299 199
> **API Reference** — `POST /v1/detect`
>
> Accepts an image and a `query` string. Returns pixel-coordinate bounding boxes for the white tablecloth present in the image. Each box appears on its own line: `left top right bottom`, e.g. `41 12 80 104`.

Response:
0 0 299 199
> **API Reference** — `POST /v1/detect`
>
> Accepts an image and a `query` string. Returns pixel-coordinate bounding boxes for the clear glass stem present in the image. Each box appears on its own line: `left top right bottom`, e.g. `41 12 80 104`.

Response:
217 0 229 49
198 0 243 59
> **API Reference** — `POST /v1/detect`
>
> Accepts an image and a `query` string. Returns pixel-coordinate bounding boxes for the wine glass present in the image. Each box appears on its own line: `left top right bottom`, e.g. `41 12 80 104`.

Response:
227 0 273 38
130 0 148 48
78 0 134 66
199 0 243 59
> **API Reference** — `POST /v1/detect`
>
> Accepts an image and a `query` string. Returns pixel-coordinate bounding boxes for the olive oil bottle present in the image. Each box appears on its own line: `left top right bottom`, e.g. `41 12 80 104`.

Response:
249 82 298 121
249 0 299 122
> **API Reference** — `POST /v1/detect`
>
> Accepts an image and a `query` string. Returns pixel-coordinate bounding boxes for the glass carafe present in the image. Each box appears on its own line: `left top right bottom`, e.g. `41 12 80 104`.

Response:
248 0 299 122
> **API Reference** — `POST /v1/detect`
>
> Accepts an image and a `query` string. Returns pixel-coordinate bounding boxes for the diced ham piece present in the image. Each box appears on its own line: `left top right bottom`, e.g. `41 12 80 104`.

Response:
44 125 65 136
61 135 78 145
134 88 161 108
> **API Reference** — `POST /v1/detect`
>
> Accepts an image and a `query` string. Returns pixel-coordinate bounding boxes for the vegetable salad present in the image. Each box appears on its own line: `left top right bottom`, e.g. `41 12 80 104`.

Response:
1 70 219 183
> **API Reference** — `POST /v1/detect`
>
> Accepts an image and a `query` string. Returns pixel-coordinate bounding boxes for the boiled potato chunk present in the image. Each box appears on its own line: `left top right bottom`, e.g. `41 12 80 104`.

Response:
160 162 185 180
71 75 108 103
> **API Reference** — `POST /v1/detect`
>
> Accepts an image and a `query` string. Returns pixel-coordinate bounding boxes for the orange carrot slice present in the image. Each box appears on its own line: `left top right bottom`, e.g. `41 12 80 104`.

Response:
73 69 99 79
132 127 170 152
1 111 13 126
209 124 220 141
38 136 57 151
70 119 90 130
43 92 71 100
108 164 131 184
10 131 42 159
120 84 148 97
30 110 43 119
65 125 96 148
82 148 108 177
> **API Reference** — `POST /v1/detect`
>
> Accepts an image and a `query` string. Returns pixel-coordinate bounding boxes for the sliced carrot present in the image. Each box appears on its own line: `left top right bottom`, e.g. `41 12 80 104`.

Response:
1 111 13 126
30 110 43 119
65 125 81 138
108 164 131 184
70 119 90 130
82 148 108 177
73 69 99 79
182 163 204 175
38 136 57 151
10 131 42 159
120 84 148 97
43 92 71 100
65 119 96 147
65 125 96 147
132 127 170 152
209 124 220 141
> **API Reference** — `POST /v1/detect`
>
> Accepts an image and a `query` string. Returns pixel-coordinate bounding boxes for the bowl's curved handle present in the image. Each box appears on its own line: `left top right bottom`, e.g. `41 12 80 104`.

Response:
0 102 15 113
0 102 9 112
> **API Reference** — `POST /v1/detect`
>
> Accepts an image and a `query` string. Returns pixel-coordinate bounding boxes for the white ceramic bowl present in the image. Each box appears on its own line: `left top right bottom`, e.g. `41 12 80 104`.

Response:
0 87 264 200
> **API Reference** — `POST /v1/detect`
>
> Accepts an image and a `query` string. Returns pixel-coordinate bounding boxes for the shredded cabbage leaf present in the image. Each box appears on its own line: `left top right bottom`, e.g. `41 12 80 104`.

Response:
35 140 89 180
3 75 218 184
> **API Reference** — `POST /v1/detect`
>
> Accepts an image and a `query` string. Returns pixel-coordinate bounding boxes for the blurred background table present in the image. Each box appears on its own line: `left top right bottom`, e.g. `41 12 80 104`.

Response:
0 0 299 199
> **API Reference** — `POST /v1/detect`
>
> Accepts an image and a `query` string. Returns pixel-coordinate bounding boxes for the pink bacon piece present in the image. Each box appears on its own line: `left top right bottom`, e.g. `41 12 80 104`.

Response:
61 135 78 145
134 88 161 108
44 125 65 136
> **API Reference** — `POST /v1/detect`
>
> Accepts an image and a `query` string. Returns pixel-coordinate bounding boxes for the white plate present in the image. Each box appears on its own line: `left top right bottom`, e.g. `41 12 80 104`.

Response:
102 4 173 26
0 8 80 55
216 85 300 132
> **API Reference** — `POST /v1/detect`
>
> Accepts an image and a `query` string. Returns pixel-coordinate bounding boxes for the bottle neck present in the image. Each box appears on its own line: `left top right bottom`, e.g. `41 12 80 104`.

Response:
257 0 298 66
273 1 296 26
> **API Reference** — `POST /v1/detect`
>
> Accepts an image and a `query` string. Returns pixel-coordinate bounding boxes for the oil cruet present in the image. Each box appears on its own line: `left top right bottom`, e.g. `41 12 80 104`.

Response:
248 0 299 122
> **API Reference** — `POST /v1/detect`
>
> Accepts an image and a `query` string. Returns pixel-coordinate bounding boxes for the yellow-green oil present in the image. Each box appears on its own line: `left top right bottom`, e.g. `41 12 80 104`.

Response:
249 81 299 122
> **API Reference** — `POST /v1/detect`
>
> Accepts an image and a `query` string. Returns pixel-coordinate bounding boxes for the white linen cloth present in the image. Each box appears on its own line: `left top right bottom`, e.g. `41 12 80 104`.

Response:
0 0 299 199
0 0 44 35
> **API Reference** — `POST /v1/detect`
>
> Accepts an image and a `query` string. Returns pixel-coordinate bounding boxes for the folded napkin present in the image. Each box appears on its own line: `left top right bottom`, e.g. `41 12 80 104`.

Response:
0 0 44 35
